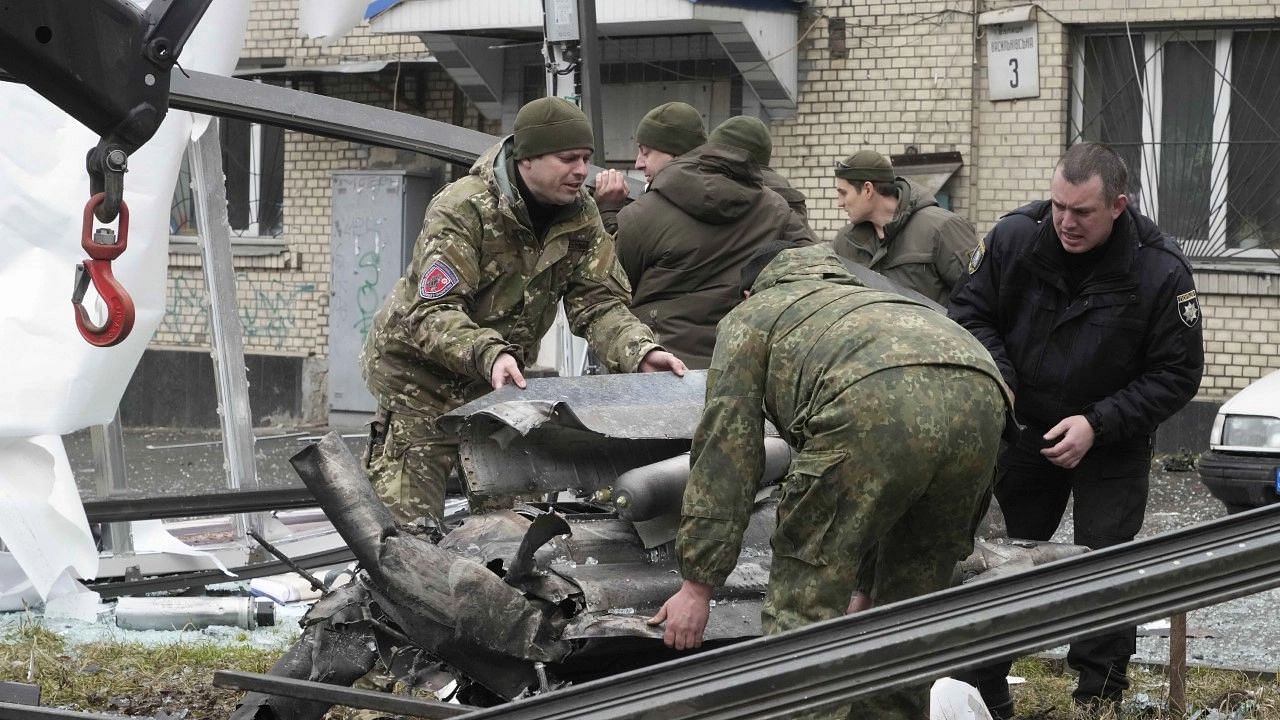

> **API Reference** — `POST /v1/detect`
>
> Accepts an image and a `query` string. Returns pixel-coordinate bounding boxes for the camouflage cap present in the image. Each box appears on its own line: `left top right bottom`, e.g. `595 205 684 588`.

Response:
709 115 772 166
834 149 895 183
635 102 707 156
513 97 595 160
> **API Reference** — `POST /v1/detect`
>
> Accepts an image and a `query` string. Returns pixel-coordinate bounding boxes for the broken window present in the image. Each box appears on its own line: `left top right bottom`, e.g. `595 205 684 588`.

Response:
170 117 285 239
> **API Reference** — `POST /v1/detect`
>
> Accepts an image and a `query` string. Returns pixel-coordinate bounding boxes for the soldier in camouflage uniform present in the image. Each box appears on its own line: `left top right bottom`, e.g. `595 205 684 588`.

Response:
360 97 686 524
650 243 1011 720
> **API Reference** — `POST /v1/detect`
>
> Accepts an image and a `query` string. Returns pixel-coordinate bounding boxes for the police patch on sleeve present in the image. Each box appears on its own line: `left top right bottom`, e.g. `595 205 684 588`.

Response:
967 238 986 274
418 259 460 300
1177 289 1200 328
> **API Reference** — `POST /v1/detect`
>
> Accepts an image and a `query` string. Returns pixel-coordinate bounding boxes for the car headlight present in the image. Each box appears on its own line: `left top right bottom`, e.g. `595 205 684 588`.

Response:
1220 415 1280 450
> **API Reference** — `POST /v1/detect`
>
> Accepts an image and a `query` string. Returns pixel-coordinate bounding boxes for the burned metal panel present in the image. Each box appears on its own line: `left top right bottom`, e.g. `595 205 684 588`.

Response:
440 371 708 440
456 421 690 498
441 373 708 497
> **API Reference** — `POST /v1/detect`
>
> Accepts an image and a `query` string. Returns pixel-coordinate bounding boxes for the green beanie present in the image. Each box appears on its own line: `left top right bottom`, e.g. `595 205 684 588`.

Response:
513 97 595 160
834 149 895 183
635 102 707 156
709 116 773 166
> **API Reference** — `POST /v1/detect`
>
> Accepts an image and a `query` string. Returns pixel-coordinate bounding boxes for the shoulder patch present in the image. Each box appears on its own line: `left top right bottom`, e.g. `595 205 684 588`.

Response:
418 260 460 300
1177 289 1200 328
967 238 986 274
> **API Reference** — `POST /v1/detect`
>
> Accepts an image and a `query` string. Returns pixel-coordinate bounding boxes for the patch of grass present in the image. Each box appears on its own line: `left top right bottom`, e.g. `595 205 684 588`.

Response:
0 613 283 717
1013 657 1280 719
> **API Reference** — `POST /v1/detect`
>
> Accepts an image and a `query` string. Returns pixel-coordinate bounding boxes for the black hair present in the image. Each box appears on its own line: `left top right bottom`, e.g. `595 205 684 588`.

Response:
739 240 806 297
1057 142 1128 201
870 180 898 198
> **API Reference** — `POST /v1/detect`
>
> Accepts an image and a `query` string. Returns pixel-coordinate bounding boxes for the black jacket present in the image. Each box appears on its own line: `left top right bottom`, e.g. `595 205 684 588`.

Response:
948 200 1203 446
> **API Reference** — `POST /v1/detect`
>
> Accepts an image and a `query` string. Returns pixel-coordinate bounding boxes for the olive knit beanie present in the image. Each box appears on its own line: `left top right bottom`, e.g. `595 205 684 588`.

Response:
834 149 895 183
709 116 773 166
513 97 595 160
634 102 707 156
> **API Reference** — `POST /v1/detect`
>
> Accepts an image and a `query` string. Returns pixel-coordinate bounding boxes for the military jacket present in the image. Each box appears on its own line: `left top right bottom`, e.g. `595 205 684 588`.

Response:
615 143 814 369
676 245 1008 586
361 137 659 415
831 177 976 305
948 200 1204 446
760 166 809 224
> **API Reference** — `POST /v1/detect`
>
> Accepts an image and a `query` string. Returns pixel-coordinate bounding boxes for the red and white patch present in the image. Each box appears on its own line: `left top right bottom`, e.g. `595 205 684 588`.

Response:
418 260 460 300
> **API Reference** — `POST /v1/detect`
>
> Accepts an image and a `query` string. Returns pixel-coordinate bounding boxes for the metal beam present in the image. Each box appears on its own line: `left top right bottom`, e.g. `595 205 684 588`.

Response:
189 118 263 540
456 503 1280 720
85 546 354 598
82 487 316 523
213 671 474 719
170 69 494 165
166 70 644 195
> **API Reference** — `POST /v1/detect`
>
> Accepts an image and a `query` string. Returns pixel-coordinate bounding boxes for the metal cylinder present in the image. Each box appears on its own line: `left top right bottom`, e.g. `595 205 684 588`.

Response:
613 437 793 521
289 432 396 583
114 596 274 631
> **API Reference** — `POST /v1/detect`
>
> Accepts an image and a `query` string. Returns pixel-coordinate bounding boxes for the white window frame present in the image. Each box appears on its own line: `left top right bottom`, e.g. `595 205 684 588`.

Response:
1071 27 1280 260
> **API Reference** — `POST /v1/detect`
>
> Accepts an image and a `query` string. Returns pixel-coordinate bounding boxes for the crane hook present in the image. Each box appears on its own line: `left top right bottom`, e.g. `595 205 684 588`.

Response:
72 193 135 347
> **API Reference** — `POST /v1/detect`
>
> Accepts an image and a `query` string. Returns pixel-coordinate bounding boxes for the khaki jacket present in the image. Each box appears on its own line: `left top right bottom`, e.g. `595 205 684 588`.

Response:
831 177 976 305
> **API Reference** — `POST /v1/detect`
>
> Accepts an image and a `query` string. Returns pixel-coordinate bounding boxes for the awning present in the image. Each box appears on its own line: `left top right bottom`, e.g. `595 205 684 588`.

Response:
890 150 963 198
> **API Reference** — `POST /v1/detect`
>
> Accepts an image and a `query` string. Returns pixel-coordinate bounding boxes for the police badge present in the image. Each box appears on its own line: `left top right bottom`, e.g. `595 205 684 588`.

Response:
1177 289 1200 328
967 238 986 274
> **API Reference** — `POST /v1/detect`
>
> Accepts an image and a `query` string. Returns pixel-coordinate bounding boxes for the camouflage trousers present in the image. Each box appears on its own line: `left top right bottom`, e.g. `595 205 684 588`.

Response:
762 365 1004 720
365 410 458 524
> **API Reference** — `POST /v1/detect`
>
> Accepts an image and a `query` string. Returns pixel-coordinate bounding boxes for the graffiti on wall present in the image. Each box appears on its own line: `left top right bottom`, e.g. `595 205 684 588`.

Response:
352 236 383 339
161 272 320 351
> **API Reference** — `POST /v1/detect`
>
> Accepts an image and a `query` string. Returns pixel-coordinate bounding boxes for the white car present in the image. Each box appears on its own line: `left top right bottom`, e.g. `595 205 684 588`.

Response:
1198 369 1280 512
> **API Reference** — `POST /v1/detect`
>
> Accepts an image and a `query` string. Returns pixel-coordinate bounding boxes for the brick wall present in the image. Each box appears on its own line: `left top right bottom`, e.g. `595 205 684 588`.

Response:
1197 269 1280 395
154 1 500 421
772 0 1280 400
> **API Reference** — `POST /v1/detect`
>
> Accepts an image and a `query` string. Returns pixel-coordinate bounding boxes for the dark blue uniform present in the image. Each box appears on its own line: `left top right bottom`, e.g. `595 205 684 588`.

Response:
948 200 1203 711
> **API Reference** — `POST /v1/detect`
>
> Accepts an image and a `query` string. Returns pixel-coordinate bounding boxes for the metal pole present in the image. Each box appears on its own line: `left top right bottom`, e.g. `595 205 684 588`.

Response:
188 118 263 538
576 0 605 151
89 410 131 553
1169 612 1187 719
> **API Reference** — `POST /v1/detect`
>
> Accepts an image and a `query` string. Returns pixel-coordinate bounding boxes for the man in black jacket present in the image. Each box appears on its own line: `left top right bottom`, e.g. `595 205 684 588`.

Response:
948 143 1204 718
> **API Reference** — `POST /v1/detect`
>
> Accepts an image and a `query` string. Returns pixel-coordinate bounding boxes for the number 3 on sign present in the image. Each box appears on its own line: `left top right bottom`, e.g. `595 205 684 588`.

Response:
986 20 1039 100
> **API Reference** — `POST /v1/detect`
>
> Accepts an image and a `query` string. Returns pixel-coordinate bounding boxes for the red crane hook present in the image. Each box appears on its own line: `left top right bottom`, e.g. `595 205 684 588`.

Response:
72 193 136 347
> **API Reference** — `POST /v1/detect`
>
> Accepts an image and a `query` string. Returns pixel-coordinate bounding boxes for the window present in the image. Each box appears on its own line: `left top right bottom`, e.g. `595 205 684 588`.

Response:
170 118 285 240
1072 26 1280 258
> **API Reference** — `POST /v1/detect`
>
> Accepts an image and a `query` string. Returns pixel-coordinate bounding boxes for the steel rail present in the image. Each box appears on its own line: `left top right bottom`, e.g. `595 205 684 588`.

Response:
456 503 1280 720
214 670 475 719
1 69 644 194
82 487 316 523
170 70 494 166
85 546 355 598
168 71 645 195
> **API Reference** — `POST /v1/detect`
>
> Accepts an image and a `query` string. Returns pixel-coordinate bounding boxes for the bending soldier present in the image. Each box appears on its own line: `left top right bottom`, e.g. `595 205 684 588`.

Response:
651 242 1010 720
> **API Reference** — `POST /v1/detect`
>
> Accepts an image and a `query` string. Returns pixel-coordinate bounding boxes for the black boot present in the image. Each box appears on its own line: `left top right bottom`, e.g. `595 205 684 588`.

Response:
971 677 1014 720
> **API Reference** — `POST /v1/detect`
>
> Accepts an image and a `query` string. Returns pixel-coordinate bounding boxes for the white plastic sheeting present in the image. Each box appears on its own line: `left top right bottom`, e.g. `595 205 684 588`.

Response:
0 0 250 601
299 0 372 46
